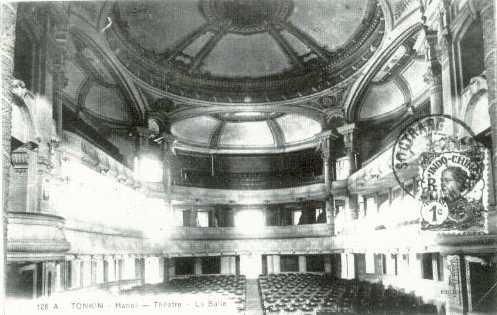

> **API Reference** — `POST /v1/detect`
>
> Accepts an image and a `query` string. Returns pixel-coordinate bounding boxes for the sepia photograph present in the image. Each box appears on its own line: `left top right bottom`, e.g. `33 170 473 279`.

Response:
1 0 496 314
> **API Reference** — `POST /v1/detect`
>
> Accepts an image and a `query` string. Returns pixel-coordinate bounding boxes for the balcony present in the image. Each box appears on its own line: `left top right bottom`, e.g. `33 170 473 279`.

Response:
160 224 336 256
167 223 334 240
173 171 324 190
171 182 328 204
7 211 70 261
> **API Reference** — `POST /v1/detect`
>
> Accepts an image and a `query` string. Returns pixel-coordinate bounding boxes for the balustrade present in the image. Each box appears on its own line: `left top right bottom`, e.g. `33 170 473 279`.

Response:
174 170 324 190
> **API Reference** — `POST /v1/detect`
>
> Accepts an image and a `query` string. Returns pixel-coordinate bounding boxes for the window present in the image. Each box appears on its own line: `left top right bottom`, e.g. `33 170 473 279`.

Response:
197 211 209 227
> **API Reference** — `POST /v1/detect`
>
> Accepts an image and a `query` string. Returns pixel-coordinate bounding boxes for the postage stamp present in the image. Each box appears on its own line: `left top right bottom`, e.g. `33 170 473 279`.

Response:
392 115 487 232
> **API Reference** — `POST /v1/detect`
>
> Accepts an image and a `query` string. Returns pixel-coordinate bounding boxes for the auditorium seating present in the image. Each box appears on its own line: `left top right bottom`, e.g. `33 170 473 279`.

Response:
258 273 438 315
122 275 246 313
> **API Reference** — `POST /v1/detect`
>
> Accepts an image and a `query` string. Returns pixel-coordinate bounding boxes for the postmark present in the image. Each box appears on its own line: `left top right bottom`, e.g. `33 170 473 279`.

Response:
392 115 487 232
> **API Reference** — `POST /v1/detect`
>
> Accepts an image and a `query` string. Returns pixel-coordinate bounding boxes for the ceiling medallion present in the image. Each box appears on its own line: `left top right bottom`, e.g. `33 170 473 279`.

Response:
201 0 293 35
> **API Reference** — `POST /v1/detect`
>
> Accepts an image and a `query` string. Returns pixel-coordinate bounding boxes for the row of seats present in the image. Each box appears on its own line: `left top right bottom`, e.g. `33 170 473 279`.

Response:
259 273 438 315
122 275 247 313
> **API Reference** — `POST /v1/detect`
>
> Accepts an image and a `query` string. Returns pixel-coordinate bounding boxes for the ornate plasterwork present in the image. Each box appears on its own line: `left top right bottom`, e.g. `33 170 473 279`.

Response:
105 0 384 103
201 0 293 35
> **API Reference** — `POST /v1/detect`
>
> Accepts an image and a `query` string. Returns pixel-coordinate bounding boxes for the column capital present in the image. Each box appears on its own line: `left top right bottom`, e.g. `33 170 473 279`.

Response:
423 27 442 78
161 133 177 154
316 129 340 141
337 123 357 148
316 130 338 161
336 123 356 136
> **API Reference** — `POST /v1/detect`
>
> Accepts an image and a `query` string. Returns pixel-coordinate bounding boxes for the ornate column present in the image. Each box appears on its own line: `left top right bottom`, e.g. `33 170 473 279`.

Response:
476 0 497 209
1 2 17 302
423 27 444 114
317 130 336 189
337 124 359 222
162 134 176 202
317 130 338 226
337 123 358 174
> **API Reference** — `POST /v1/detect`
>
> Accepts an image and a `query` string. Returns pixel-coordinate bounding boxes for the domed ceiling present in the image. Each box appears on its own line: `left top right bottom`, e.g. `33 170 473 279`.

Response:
170 112 322 150
106 0 384 102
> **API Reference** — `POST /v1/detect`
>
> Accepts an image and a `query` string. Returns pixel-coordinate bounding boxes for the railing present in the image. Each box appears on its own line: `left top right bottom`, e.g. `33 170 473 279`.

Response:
164 235 336 256
171 182 328 204
173 171 324 190
167 224 333 240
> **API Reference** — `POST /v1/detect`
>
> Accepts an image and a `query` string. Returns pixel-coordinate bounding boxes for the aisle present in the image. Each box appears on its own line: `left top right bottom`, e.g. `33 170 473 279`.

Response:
245 279 263 315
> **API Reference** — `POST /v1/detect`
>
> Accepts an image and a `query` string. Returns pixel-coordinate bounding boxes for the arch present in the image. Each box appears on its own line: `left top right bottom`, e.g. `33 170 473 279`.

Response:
344 23 422 121
69 28 146 124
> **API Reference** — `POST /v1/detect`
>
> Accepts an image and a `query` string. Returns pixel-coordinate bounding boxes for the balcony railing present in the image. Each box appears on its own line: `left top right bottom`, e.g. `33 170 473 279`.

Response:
173 172 324 190
167 223 333 240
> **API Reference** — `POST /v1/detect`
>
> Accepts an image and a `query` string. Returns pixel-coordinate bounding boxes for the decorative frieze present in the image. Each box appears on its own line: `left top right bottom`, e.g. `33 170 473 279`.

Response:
61 131 141 190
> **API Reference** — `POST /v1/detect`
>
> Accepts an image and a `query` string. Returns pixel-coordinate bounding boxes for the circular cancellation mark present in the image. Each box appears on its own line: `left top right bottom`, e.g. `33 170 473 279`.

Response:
391 114 487 232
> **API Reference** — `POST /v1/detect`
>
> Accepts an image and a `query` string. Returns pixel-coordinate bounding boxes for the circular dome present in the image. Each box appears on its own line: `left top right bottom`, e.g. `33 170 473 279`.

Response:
107 0 384 102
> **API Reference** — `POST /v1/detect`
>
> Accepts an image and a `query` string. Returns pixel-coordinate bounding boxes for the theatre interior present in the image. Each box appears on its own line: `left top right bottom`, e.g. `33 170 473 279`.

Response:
2 0 497 314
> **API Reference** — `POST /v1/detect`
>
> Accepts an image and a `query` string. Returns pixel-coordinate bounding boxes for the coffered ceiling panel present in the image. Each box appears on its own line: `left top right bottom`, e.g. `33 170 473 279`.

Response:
84 84 130 122
203 33 291 77
170 115 220 146
275 114 321 143
219 121 274 147
117 1 206 53
289 0 369 50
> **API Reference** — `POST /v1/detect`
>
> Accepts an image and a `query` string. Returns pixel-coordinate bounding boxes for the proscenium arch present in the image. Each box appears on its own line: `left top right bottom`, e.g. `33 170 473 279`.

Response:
345 23 422 122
